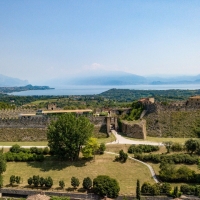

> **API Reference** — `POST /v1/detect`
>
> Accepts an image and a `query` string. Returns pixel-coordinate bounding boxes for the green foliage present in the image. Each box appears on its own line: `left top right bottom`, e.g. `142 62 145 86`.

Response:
59 180 65 189
98 143 106 155
10 144 21 153
136 179 141 200
128 144 159 154
0 153 6 175
115 150 128 163
82 137 99 159
159 161 197 183
28 175 53 188
185 139 200 154
10 175 16 186
45 176 53 188
180 184 200 196
141 182 172 196
122 101 144 121
5 152 44 162
0 175 3 188
134 153 199 164
82 177 92 190
32 175 40 187
163 141 173 153
39 177 45 187
50 197 70 200
47 113 94 161
171 142 183 152
27 177 33 186
71 177 80 189
93 175 120 198
0 102 15 110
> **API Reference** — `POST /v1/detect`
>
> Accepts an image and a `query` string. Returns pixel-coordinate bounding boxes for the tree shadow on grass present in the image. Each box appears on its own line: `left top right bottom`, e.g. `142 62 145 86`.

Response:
26 156 93 171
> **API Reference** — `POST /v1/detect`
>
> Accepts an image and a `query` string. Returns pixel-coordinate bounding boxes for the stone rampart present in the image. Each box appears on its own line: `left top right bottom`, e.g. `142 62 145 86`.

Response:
0 117 50 128
121 119 146 139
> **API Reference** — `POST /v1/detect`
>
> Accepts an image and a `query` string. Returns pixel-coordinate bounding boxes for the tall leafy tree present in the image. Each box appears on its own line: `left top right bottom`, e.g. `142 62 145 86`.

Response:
185 139 200 155
82 138 99 159
47 113 94 161
71 177 80 189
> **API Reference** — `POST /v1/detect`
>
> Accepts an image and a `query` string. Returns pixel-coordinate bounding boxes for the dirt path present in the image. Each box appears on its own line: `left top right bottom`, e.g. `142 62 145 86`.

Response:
107 130 162 146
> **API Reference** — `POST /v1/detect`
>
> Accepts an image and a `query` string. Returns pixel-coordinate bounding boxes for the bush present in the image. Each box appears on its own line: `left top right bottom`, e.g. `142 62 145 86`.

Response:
128 144 159 154
45 176 53 188
82 177 92 190
59 180 65 189
171 142 183 152
71 177 80 189
93 175 120 198
115 150 128 163
98 143 106 155
10 144 21 153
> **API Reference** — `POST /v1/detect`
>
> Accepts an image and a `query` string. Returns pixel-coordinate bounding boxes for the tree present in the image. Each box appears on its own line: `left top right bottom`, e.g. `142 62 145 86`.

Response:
45 176 53 188
71 177 80 189
59 180 65 189
39 177 45 187
0 153 6 175
10 175 16 186
15 176 21 184
0 175 3 188
82 138 99 159
185 139 200 155
163 141 173 153
98 143 106 154
82 177 92 190
10 144 21 153
28 177 33 186
136 179 141 200
32 175 40 187
93 175 120 198
115 150 128 163
47 113 94 161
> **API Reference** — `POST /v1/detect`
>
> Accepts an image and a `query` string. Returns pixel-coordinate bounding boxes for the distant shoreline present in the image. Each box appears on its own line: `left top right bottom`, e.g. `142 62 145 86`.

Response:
0 84 54 94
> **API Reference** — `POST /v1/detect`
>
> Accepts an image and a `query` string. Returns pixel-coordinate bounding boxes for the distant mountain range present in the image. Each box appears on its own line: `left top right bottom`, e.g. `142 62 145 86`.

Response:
1 72 200 87
0 74 29 87
43 70 200 86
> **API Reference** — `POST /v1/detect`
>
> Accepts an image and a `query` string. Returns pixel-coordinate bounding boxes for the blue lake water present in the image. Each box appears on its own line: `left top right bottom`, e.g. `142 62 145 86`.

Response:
8 84 200 96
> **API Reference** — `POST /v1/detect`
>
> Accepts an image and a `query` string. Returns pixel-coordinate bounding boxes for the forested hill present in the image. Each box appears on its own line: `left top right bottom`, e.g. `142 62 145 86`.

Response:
99 88 200 102
0 84 54 94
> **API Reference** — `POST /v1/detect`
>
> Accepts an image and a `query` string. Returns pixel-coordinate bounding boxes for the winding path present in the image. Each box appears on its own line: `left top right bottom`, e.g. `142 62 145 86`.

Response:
106 130 160 183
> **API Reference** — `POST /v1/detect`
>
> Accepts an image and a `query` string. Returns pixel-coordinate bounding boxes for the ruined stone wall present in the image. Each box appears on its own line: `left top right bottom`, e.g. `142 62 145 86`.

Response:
121 119 146 139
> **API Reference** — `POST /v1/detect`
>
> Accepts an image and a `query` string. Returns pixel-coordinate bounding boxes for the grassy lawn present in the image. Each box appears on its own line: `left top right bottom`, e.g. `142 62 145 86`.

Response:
119 132 200 144
3 154 155 195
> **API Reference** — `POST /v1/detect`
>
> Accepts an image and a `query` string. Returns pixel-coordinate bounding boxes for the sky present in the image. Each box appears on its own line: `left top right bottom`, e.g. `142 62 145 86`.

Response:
0 0 200 84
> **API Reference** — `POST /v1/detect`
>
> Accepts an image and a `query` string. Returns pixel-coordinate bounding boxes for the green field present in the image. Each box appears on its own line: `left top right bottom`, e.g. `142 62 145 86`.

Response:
3 154 154 195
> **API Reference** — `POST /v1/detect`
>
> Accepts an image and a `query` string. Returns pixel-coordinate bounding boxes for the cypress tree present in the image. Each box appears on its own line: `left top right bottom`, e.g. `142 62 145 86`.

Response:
136 179 141 200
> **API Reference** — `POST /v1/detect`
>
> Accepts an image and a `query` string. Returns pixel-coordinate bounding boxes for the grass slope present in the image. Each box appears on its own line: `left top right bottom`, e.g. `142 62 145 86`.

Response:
3 154 154 195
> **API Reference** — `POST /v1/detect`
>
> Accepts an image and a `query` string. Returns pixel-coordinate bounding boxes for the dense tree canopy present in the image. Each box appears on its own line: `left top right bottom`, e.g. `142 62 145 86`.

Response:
93 175 120 198
47 113 94 161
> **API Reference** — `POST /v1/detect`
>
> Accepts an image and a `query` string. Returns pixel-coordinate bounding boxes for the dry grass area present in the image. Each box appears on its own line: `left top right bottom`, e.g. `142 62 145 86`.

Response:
3 154 155 195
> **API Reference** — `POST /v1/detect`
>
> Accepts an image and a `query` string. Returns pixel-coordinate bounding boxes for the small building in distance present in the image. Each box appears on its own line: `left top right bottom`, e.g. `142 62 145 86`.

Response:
186 96 200 106
47 103 57 110
138 97 155 105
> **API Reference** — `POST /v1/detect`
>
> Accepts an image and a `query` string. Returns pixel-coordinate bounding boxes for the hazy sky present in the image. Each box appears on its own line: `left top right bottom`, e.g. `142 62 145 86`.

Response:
0 0 200 83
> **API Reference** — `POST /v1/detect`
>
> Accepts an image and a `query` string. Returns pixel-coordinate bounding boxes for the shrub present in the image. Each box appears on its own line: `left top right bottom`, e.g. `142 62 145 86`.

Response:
98 143 106 154
10 144 21 153
28 177 33 186
128 144 159 154
115 150 128 163
45 176 53 188
93 175 120 198
171 142 183 152
10 175 16 186
71 177 80 189
82 177 92 190
59 180 65 189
